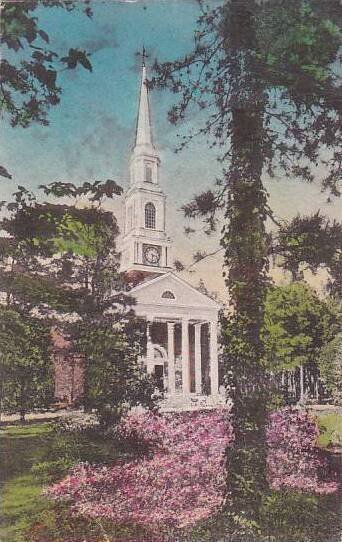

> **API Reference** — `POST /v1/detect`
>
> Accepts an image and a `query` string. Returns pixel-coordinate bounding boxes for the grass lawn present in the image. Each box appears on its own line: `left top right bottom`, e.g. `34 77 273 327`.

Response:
0 420 123 542
0 423 54 542
0 412 341 542
316 413 342 448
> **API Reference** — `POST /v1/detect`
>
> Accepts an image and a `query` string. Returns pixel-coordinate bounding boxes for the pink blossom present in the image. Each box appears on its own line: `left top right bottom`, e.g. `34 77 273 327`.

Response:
46 407 338 539
267 407 338 495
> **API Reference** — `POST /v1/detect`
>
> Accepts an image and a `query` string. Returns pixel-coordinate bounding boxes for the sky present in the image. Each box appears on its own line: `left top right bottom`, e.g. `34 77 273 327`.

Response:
1 0 341 301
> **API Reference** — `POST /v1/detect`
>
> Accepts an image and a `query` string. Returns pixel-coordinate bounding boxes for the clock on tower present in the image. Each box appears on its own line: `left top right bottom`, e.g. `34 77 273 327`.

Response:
143 244 161 266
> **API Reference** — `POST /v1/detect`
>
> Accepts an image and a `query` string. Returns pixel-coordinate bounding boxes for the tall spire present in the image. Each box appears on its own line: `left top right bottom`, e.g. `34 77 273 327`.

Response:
134 52 155 154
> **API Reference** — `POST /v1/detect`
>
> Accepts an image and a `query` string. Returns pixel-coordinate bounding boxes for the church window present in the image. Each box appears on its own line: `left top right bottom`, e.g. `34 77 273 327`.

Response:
162 290 175 299
145 164 153 183
145 202 156 229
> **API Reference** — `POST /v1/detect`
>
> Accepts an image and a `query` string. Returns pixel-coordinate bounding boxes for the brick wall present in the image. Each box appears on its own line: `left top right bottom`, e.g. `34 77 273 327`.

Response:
51 328 85 406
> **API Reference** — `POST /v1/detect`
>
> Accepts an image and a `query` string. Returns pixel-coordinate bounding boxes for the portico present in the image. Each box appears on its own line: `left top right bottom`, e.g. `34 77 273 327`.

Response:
131 272 222 408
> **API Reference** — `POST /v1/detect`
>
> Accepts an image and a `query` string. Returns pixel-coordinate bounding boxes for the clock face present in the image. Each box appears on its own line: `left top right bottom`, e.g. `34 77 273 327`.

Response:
143 244 161 266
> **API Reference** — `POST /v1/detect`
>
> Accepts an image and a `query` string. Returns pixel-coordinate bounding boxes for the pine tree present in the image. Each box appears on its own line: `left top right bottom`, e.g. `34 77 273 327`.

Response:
152 0 341 535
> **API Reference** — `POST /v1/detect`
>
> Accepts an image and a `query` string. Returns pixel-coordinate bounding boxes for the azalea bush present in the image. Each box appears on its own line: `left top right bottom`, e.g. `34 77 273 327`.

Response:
267 409 338 495
46 408 339 541
47 409 232 539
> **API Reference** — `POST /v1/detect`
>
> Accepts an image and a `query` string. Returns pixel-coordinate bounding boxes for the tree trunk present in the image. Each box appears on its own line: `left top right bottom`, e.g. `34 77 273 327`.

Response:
223 95 269 538
0 364 4 426
221 1 270 534
20 381 26 423
299 364 305 403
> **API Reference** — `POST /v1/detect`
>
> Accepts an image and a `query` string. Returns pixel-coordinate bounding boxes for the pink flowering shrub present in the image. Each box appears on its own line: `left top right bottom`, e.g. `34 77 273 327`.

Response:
115 409 169 451
47 409 233 535
267 408 338 494
46 407 338 539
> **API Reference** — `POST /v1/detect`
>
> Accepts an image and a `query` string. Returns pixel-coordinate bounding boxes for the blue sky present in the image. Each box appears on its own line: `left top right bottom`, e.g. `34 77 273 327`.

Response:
1 0 341 298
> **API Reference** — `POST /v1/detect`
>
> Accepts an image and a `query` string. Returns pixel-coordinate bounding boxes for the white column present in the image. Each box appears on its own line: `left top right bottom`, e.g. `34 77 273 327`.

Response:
167 322 176 395
146 319 154 374
194 323 202 395
209 320 219 396
181 319 190 394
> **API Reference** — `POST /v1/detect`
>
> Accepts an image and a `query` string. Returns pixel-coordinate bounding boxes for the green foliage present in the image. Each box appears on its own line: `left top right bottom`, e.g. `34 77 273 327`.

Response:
276 213 342 296
0 165 12 179
153 0 341 203
0 0 94 181
26 505 140 542
0 307 53 420
187 489 341 542
318 333 342 405
0 181 122 316
263 282 336 372
39 178 123 200
257 1 341 92
79 319 157 426
32 420 124 480
53 215 100 258
0 0 92 130
222 312 269 537
259 490 341 542
0 179 155 423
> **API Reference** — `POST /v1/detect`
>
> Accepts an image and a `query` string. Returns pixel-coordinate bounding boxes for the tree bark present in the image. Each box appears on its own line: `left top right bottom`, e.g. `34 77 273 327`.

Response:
221 1 270 534
20 381 26 423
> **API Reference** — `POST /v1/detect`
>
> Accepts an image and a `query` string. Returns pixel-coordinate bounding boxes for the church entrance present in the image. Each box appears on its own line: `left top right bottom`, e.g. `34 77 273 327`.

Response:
153 345 167 392
154 364 164 392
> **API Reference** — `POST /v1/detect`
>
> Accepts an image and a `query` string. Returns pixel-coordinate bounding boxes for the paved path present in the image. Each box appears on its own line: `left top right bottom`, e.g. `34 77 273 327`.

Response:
0 409 82 424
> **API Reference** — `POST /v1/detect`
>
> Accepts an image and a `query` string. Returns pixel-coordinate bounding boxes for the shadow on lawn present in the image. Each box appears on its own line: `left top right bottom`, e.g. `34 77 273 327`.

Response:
0 421 126 542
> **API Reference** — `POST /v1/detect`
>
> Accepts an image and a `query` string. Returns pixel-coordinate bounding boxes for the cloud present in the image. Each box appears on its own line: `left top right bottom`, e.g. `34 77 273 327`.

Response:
80 113 131 154
30 128 50 142
59 113 131 179
61 145 79 177
81 36 118 54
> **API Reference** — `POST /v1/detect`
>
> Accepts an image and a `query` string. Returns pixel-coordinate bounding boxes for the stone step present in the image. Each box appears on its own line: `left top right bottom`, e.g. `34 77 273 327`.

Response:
159 393 228 412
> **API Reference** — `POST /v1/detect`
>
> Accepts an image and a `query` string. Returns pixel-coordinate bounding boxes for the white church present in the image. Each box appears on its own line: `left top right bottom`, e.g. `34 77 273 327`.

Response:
120 60 223 410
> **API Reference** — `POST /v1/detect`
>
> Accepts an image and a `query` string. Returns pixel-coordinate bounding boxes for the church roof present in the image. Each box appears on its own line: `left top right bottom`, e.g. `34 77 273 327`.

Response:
131 271 221 310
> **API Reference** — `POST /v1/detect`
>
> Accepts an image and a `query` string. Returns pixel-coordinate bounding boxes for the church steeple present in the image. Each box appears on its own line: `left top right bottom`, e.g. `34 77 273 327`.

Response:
121 50 171 278
130 56 160 188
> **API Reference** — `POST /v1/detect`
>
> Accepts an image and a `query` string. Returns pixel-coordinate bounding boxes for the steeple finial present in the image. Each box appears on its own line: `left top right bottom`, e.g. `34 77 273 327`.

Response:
141 45 148 67
134 48 154 153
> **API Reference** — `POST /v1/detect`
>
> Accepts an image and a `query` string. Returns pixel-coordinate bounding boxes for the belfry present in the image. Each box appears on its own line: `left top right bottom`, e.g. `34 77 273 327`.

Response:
121 58 223 410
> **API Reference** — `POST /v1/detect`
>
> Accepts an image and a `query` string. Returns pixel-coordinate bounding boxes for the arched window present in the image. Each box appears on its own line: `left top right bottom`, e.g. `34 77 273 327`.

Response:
145 202 156 229
161 290 175 300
